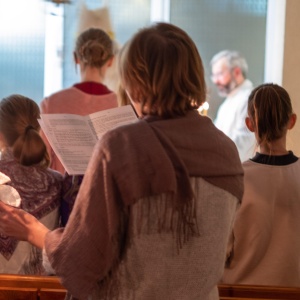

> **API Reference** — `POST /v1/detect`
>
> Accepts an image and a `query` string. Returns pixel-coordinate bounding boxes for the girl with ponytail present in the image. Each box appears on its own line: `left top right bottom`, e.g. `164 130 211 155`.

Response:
0 94 62 275
223 83 300 286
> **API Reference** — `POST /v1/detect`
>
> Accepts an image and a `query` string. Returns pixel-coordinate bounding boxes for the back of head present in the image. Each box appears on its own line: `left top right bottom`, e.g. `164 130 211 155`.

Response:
75 27 114 69
118 22 206 117
248 83 293 144
210 50 248 78
0 94 49 167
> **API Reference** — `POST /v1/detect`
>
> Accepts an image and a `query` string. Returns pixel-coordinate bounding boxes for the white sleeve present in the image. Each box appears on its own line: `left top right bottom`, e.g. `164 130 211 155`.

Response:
42 248 56 275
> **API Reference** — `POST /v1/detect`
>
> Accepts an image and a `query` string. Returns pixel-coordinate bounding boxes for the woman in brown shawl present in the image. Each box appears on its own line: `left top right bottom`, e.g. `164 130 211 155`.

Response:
0 23 243 300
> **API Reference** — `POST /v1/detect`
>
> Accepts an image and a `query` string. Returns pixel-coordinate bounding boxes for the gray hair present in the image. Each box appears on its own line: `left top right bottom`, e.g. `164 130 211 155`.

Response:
210 50 248 78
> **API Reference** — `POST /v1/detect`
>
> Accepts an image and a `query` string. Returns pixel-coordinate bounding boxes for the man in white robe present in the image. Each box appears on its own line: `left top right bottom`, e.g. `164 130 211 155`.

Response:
211 50 256 162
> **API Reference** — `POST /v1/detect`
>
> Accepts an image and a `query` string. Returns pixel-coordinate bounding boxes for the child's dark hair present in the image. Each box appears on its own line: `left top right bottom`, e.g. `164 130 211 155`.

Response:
0 94 50 167
248 83 293 145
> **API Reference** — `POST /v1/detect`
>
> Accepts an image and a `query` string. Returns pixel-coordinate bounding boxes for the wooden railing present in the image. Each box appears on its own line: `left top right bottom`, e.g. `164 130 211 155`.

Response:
1 274 300 300
218 283 300 299
0 274 66 300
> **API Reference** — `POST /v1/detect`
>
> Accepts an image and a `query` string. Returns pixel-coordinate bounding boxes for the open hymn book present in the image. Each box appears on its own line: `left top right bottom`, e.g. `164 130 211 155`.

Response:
39 105 138 175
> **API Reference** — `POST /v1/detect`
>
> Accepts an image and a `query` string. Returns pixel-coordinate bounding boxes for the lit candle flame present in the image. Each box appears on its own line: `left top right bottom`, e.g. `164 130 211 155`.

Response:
198 101 209 116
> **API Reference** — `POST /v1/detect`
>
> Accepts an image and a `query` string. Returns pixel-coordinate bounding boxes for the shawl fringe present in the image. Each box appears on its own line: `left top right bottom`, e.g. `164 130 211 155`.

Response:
90 189 200 300
21 246 44 275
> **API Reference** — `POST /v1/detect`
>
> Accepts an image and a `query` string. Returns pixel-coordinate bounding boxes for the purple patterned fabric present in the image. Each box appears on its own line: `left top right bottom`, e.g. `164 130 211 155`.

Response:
0 149 63 260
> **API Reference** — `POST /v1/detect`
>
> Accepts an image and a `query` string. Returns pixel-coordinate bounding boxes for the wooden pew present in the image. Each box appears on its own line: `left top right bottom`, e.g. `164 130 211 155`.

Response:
218 284 300 299
220 298 277 300
0 287 38 300
0 274 66 300
39 288 66 300
2 275 300 300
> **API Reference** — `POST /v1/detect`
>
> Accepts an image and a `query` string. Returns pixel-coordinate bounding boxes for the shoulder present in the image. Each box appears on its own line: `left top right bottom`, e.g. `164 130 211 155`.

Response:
236 80 253 102
43 86 79 101
232 82 252 115
41 87 79 112
242 160 263 175
0 162 63 189
0 157 16 174
41 88 118 114
243 158 300 172
242 160 275 193
93 119 163 171
99 120 148 151
46 168 64 181
242 79 254 90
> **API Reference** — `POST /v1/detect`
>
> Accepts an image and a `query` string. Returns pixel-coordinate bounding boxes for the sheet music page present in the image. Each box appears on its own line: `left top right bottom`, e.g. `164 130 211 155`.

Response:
88 105 137 139
39 105 137 175
39 114 97 175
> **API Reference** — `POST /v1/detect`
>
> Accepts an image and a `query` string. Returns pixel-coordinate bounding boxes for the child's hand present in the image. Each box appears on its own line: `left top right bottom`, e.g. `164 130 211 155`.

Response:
0 201 49 249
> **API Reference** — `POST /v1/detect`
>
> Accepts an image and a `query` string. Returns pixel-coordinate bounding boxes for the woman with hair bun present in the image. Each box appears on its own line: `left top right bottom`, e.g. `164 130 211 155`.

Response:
40 27 118 175
41 28 119 225
223 83 300 286
0 94 63 275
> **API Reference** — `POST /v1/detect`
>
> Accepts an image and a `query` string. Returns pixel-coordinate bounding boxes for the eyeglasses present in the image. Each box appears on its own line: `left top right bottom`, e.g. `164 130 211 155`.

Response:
210 69 231 81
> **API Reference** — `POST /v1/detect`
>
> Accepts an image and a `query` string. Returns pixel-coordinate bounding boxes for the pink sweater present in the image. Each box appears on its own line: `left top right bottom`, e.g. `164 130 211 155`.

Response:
40 86 118 174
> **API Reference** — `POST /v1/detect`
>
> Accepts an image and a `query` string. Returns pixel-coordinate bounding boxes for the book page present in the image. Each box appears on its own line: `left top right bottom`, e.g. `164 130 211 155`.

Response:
39 114 97 175
88 105 137 139
39 105 137 175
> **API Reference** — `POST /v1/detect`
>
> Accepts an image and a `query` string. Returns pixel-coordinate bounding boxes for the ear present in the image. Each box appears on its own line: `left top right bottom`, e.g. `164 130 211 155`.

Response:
0 132 7 149
232 66 241 77
288 113 297 130
245 117 255 132
73 52 79 64
107 56 114 67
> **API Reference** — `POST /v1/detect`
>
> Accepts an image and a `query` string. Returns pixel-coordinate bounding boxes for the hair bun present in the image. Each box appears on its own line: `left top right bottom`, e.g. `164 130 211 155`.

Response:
25 125 35 134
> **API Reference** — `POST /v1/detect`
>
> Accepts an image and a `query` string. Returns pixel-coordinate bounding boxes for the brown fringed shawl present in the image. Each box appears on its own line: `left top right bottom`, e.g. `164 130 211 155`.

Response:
45 110 243 300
